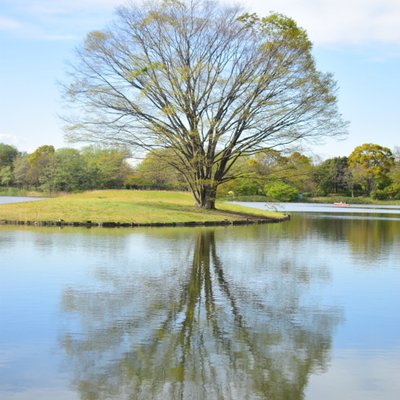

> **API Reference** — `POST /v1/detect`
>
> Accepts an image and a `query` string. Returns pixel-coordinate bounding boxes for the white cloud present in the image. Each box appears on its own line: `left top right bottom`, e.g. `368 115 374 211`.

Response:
0 133 19 145
22 0 122 17
0 16 23 31
0 133 34 151
2 0 400 46
0 16 76 40
227 0 400 46
0 0 123 41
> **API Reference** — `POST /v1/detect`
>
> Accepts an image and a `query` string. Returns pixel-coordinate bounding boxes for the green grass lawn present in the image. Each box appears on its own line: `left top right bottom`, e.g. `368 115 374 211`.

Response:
306 195 400 205
0 190 286 224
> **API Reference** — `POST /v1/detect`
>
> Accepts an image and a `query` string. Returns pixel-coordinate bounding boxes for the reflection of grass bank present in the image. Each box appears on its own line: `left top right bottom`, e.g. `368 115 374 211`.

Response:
0 190 286 225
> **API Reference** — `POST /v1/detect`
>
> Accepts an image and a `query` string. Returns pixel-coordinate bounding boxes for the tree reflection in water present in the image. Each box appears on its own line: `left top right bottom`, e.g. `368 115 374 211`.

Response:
61 230 341 400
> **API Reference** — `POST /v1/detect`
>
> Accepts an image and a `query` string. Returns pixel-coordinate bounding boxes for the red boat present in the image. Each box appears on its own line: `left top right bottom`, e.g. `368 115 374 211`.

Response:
333 202 350 207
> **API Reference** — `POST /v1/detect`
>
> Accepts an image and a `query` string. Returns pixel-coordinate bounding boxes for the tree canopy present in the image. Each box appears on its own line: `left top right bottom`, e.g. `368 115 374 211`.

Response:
313 157 350 195
2 144 132 192
64 0 346 208
0 143 18 187
348 143 394 195
0 143 18 168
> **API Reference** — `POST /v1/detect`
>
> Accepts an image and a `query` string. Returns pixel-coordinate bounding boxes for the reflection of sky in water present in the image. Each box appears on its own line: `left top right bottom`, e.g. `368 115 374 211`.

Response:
306 350 400 400
0 209 399 399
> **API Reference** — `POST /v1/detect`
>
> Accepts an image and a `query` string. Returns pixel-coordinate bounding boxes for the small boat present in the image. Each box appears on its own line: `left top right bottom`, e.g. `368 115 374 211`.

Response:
333 202 350 207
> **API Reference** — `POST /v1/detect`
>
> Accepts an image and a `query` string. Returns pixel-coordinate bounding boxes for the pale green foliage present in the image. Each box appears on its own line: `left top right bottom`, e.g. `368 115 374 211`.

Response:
28 145 55 164
27 145 55 188
12 154 30 188
0 143 18 169
0 143 18 187
282 152 315 193
9 145 132 192
265 181 299 202
52 148 85 192
348 143 394 195
218 150 315 197
0 165 13 186
80 146 133 189
132 149 187 190
313 157 350 195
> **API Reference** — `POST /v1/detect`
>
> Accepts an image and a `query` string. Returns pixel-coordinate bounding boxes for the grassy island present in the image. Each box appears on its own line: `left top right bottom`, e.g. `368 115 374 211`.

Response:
0 190 287 227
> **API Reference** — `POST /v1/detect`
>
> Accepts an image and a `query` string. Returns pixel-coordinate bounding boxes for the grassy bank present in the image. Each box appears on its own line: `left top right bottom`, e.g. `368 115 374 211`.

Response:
219 193 400 206
0 187 46 197
0 187 28 197
0 190 286 225
305 196 400 205
219 195 268 202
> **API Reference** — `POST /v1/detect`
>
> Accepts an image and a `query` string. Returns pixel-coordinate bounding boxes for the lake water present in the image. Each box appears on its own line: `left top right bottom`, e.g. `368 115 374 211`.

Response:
0 196 46 205
1 201 400 399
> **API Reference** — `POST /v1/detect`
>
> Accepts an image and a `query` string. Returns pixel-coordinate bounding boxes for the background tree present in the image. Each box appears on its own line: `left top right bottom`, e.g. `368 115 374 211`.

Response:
7 145 132 192
0 143 18 187
265 180 299 202
218 150 315 198
313 156 350 195
252 150 314 198
0 165 13 187
27 145 55 190
348 143 394 196
81 146 133 189
64 0 347 209
376 146 400 200
0 143 18 169
12 154 30 189
282 152 315 194
132 149 187 190
52 148 86 192
217 155 265 197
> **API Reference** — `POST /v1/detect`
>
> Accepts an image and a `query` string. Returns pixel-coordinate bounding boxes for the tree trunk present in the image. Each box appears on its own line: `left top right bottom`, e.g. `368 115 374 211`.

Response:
195 185 217 210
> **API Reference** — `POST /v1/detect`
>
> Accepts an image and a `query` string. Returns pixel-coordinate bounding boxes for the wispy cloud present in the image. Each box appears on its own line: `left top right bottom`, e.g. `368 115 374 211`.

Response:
2 0 400 46
0 133 35 152
0 16 77 40
0 0 123 41
0 16 23 32
23 0 122 15
0 133 19 146
241 0 400 46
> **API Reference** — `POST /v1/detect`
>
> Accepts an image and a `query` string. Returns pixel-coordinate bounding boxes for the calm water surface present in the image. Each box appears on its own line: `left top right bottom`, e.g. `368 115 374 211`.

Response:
0 202 400 399
0 196 46 204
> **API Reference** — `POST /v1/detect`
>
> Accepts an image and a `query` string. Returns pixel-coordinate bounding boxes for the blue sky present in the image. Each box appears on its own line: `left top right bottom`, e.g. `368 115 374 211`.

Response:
0 0 399 159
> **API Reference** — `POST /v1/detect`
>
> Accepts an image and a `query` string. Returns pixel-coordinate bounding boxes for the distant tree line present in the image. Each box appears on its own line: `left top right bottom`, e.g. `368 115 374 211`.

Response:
128 143 400 201
1 142 398 200
0 143 133 192
222 143 399 200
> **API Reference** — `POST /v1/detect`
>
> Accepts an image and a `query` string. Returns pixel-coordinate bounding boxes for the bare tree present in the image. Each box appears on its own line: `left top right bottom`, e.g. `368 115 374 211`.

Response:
64 0 347 208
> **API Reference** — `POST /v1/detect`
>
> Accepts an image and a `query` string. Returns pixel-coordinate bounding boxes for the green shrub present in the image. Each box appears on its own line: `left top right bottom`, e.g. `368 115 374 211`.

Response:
372 183 400 200
264 181 299 202
371 188 389 200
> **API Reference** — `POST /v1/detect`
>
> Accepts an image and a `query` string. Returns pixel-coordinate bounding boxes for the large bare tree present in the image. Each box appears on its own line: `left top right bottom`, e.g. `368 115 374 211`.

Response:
64 0 347 208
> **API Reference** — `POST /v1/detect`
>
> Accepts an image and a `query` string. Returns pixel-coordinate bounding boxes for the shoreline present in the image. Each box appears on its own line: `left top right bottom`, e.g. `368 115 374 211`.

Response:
0 214 290 228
